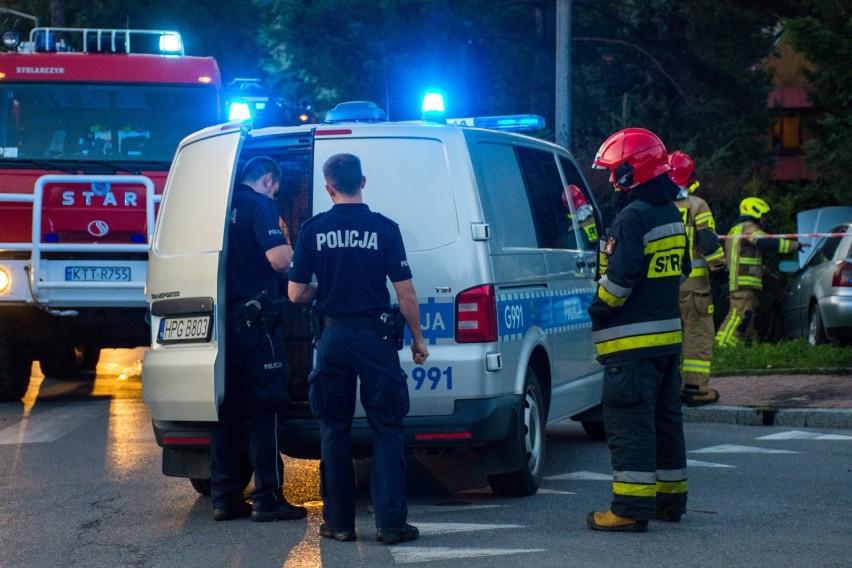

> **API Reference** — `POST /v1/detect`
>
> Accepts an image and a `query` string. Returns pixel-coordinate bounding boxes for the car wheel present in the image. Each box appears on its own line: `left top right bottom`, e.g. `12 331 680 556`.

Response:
487 368 546 496
808 304 828 346
39 345 91 378
190 477 211 496
0 330 31 401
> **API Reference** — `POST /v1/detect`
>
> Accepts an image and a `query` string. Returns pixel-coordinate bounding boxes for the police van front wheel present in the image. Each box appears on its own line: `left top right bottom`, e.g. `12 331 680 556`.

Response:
487 368 545 497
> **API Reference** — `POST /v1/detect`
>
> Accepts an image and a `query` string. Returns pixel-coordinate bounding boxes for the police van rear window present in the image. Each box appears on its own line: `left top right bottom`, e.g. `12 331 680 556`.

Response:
313 138 458 251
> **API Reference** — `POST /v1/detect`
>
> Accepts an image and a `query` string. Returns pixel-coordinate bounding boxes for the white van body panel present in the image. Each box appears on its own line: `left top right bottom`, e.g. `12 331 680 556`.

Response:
142 128 244 421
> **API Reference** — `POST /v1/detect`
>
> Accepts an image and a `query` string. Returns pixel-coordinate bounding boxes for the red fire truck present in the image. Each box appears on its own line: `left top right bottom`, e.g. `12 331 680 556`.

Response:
0 27 222 400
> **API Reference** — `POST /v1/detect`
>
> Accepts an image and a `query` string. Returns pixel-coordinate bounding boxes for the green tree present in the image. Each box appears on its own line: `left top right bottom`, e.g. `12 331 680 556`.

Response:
782 0 852 209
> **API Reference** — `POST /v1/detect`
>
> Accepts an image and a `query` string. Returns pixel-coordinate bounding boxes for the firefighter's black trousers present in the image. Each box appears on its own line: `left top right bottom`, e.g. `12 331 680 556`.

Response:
602 354 688 521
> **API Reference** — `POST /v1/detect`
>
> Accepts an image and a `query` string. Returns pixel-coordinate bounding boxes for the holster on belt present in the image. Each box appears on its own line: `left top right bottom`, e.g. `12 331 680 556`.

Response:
240 291 285 333
377 307 405 350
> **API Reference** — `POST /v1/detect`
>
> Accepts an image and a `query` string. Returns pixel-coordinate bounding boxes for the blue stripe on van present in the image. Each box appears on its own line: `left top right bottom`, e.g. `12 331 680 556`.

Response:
402 288 593 345
496 288 594 341
405 296 456 346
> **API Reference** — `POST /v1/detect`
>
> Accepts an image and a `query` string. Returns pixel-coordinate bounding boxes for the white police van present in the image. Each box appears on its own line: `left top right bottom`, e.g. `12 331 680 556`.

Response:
142 100 605 496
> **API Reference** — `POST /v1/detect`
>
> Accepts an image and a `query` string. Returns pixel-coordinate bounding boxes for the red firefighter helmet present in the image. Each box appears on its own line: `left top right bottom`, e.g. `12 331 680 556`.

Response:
592 127 670 190
668 150 696 188
562 184 593 221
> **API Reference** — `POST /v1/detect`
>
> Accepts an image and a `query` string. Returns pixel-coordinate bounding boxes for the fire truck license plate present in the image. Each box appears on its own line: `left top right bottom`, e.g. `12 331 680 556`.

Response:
65 266 131 281
157 316 212 344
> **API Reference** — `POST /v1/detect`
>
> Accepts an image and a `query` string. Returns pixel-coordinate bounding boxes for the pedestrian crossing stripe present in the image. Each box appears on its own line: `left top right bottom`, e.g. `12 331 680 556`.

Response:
758 430 852 441
536 488 577 495
544 471 611 481
687 459 736 468
689 444 797 454
391 546 545 564
0 403 108 445
409 504 504 514
413 523 524 535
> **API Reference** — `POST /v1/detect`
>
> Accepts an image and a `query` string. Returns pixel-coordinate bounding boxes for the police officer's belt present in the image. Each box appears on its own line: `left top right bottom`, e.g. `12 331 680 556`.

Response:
323 315 376 330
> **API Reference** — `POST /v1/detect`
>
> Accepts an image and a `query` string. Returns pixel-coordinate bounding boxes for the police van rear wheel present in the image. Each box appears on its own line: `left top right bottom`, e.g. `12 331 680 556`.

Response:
487 368 545 496
0 331 31 401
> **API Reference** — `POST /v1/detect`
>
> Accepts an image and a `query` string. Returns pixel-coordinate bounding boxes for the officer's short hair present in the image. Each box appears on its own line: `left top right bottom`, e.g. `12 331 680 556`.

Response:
323 153 362 196
242 156 281 184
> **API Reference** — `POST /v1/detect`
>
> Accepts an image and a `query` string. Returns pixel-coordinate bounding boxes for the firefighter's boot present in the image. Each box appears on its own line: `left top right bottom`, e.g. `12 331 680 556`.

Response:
586 510 648 533
682 388 720 407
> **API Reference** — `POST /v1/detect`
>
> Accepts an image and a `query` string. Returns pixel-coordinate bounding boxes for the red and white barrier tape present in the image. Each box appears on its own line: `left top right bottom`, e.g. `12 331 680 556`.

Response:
717 232 848 240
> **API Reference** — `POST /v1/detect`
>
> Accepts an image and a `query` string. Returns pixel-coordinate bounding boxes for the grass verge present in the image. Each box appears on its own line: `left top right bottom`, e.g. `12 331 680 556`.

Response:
713 339 852 375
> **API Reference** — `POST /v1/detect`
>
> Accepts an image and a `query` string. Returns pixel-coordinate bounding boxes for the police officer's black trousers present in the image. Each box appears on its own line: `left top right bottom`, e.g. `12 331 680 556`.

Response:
309 326 410 531
211 320 289 512
601 354 688 521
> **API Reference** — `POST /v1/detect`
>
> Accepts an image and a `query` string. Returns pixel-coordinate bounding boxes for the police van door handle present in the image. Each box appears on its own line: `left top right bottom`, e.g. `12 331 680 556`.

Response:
471 223 490 241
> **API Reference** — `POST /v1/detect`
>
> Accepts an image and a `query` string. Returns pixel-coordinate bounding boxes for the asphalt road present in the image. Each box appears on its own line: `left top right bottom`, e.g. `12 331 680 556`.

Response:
0 348 850 568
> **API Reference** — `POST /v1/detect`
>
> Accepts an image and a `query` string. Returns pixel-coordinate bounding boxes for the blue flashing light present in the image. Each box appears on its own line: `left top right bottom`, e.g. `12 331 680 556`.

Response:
130 233 147 244
159 33 182 53
422 91 445 113
43 233 59 243
228 99 253 121
445 114 546 132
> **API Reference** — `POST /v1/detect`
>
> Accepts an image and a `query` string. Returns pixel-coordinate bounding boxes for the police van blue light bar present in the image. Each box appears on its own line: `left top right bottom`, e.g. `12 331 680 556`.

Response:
228 99 253 121
422 92 445 113
445 114 546 132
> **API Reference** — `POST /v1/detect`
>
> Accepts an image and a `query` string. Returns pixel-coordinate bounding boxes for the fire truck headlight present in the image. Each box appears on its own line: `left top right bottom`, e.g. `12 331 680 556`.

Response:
0 267 11 295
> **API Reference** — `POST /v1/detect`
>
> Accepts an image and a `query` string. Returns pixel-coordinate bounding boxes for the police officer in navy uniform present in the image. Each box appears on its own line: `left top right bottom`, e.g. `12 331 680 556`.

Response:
288 153 429 544
586 128 690 533
211 156 308 523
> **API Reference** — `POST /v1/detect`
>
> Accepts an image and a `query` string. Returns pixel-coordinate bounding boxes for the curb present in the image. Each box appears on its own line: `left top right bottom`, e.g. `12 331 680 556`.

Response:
683 405 852 430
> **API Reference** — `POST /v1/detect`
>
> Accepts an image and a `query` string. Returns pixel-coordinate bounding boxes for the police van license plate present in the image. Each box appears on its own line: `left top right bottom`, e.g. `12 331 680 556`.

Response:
157 316 212 344
65 266 131 281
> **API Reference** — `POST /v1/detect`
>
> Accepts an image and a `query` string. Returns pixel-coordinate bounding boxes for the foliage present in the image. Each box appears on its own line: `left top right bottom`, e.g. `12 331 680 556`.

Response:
713 339 852 375
3 1 845 225
782 1 852 208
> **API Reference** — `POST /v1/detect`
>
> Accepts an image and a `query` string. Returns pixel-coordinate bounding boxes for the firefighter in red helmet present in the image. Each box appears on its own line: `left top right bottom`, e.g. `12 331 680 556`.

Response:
562 184 598 249
586 127 690 533
669 150 726 407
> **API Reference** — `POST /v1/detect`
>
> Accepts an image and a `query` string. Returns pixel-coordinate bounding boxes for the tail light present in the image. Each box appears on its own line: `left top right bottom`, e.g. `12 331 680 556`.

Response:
831 260 852 287
455 284 497 343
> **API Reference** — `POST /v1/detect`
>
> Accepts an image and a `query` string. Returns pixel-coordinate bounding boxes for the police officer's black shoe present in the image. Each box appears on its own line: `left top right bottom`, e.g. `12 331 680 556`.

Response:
655 506 683 522
251 500 308 522
376 523 419 544
320 523 357 542
213 500 252 521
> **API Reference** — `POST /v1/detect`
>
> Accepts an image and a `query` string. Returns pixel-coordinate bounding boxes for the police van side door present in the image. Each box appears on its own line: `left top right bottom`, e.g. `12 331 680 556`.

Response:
142 125 244 422
513 145 601 420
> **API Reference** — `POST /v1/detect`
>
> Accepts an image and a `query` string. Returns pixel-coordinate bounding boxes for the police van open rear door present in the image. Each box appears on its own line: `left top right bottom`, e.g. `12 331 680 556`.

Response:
142 125 245 421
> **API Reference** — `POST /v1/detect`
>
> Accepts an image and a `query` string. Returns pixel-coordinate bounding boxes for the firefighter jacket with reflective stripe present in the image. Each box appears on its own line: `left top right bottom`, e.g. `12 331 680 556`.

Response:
675 194 725 293
589 181 691 365
725 217 799 292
